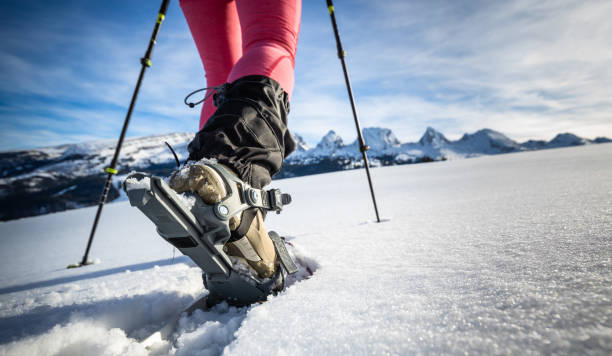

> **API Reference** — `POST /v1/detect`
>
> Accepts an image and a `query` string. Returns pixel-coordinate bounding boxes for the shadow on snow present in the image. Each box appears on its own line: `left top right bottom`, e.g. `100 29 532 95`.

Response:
0 256 191 295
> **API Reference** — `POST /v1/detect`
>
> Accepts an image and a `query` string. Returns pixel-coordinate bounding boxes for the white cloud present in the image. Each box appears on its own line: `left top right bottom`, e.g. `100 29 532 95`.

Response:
1 0 611 150
288 0 612 145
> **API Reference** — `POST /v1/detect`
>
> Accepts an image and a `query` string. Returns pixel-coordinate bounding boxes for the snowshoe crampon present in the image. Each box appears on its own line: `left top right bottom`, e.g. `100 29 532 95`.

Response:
124 162 296 306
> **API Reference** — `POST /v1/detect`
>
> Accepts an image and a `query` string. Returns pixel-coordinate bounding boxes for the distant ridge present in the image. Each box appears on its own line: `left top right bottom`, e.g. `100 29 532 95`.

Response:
0 128 609 221
282 127 610 169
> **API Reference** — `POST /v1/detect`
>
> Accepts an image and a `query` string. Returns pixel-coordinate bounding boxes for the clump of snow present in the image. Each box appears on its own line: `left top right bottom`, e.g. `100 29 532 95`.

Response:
170 303 247 356
176 194 196 210
166 158 219 181
0 322 149 356
164 159 223 210
195 157 218 166
124 175 151 191
225 241 316 289
227 256 259 276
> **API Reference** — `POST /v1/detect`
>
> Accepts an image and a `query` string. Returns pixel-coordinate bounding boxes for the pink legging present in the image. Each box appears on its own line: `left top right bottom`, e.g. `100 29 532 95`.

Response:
180 0 302 130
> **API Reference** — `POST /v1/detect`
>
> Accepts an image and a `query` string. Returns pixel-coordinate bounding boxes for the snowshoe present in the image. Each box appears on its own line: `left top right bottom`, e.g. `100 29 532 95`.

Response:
124 161 298 306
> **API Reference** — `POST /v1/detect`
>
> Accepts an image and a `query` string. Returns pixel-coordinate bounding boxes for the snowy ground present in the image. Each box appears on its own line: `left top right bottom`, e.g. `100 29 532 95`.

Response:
0 144 611 355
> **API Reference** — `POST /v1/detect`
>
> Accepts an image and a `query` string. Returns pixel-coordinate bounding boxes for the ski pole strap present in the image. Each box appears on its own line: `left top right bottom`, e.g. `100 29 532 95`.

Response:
245 188 292 214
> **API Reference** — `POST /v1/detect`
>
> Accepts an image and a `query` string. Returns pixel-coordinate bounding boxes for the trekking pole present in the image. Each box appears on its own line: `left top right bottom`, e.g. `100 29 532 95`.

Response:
325 0 381 223
68 0 171 268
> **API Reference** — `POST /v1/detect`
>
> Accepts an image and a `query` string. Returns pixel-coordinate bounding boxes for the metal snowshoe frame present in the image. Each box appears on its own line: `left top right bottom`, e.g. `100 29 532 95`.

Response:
125 163 297 306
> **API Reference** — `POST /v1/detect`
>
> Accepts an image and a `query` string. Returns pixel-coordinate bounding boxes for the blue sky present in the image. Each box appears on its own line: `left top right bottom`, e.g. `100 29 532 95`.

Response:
1 0 611 151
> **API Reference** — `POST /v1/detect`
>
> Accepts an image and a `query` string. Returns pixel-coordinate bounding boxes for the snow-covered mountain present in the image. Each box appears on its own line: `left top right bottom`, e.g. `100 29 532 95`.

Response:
0 127 609 221
418 126 450 147
0 133 194 221
292 133 310 152
547 132 589 148
281 127 610 176
360 127 401 151
315 130 344 152
453 128 524 154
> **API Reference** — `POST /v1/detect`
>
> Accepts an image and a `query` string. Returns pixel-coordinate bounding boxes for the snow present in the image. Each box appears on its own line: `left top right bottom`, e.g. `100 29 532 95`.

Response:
125 175 151 191
176 194 196 211
124 175 197 212
1 143 611 355
52 185 77 197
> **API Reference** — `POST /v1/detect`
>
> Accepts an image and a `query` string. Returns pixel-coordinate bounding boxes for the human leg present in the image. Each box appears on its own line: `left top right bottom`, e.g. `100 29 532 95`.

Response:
229 0 302 99
179 0 301 280
179 0 242 129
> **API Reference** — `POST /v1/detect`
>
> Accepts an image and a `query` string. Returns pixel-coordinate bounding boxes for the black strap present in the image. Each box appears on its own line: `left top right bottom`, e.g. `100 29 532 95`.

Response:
269 231 298 274
229 208 258 242
245 188 292 213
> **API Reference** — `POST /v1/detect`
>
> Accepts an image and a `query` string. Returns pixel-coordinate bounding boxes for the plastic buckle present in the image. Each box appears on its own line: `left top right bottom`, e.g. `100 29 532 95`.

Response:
268 189 292 214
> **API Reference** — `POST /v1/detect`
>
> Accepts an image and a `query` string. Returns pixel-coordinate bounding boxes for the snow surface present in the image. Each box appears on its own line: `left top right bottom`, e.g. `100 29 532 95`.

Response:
1 144 611 355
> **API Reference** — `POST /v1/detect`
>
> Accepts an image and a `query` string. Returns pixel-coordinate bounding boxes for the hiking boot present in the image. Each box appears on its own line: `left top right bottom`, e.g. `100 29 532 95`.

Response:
169 163 278 278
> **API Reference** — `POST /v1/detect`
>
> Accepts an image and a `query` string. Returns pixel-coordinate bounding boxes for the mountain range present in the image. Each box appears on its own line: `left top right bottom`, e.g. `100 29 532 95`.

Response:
0 127 609 221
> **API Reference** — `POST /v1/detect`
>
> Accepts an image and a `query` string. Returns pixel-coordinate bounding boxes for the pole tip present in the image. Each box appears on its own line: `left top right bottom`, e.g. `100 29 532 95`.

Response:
67 260 95 269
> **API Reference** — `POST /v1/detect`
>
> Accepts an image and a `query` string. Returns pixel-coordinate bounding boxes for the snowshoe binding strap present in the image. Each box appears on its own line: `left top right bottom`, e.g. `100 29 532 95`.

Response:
208 163 292 217
269 231 299 274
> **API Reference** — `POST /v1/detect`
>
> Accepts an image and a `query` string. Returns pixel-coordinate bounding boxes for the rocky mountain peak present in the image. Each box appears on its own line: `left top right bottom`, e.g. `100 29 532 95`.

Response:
293 133 309 151
360 127 401 151
457 128 520 153
548 133 586 147
419 127 449 147
316 130 344 151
